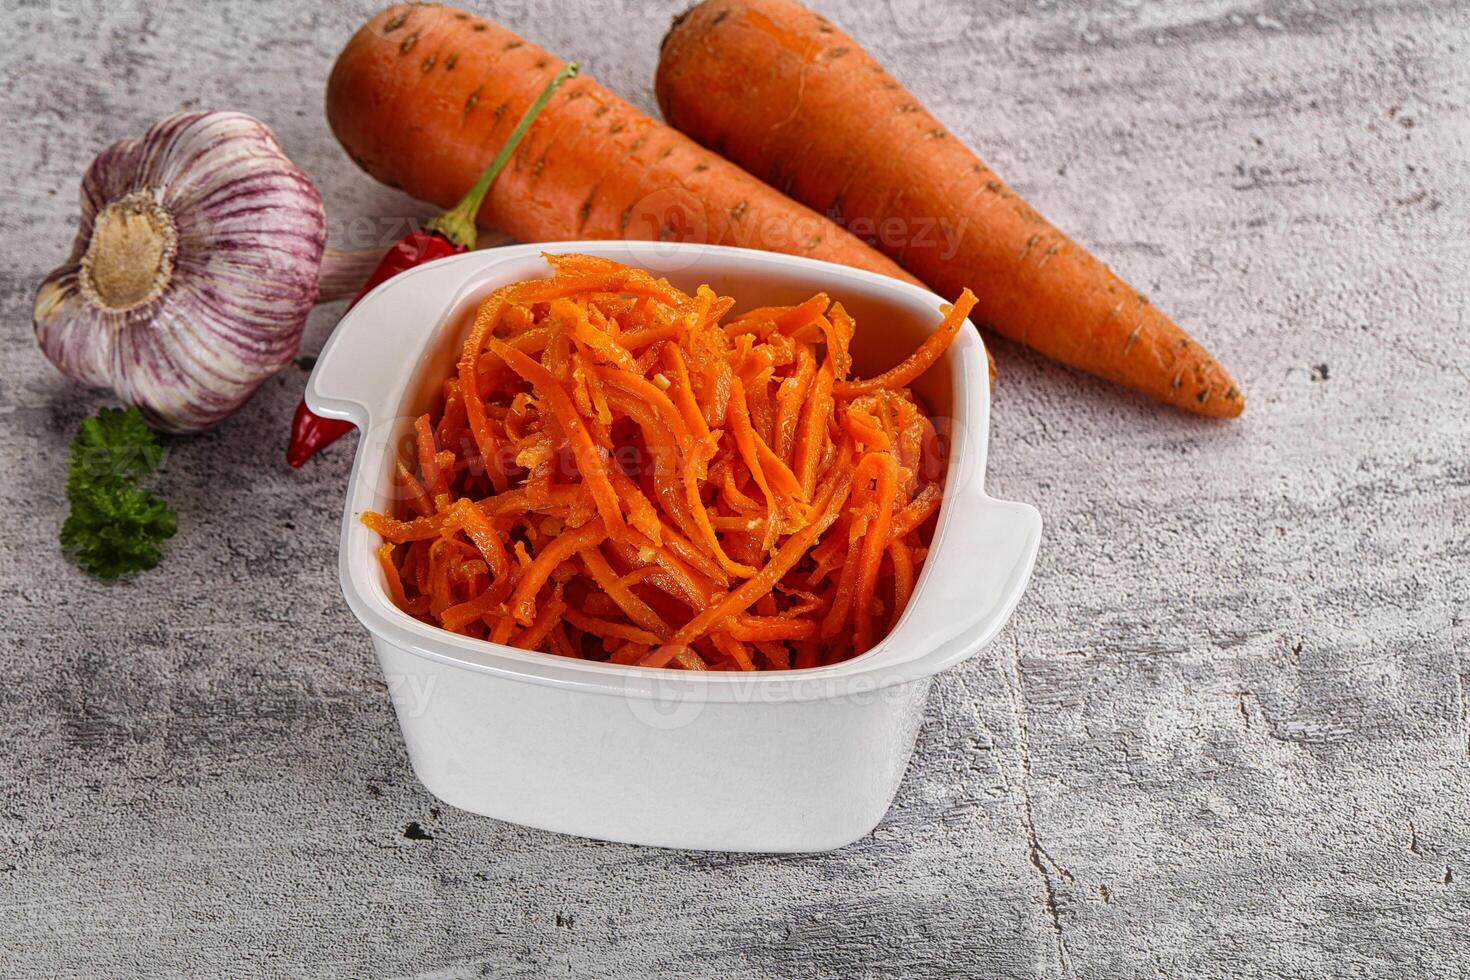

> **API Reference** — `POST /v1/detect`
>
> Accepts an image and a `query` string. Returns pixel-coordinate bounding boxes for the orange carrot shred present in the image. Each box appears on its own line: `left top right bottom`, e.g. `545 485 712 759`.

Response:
888 540 915 633
491 340 627 538
647 455 855 657
580 545 671 641
834 290 978 397
377 543 417 613
793 357 835 501
851 452 898 654
396 460 434 518
511 587 567 650
564 609 662 646
507 517 607 626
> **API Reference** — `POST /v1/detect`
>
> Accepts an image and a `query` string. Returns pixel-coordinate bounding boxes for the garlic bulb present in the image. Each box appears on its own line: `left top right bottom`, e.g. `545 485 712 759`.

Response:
34 111 382 432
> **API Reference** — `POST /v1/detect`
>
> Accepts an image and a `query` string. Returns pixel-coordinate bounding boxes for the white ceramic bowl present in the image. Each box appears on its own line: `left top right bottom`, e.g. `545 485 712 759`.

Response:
307 241 1041 852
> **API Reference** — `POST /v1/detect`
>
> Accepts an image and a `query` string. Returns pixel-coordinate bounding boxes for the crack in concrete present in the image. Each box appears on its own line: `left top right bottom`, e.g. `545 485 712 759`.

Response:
1455 669 1470 761
1003 636 1073 978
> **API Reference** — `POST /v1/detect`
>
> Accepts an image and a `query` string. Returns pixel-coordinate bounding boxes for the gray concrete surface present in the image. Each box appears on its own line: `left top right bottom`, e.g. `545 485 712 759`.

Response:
3 0 1468 976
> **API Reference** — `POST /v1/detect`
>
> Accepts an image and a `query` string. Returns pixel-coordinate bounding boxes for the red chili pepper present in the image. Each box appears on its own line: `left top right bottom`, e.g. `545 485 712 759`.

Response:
286 232 465 465
287 63 580 468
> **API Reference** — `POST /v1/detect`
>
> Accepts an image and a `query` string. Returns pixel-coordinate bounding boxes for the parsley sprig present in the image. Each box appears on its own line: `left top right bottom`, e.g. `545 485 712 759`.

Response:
61 407 177 579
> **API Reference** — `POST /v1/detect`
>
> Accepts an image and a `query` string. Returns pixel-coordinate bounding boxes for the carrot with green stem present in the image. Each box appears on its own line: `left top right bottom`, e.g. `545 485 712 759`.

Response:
326 4 917 282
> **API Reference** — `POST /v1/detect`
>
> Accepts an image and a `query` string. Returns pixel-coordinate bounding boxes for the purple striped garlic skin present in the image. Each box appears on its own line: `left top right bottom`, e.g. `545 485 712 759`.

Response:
34 112 333 433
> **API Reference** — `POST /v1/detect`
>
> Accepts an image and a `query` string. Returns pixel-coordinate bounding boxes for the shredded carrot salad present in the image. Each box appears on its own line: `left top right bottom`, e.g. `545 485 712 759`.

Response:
363 254 977 671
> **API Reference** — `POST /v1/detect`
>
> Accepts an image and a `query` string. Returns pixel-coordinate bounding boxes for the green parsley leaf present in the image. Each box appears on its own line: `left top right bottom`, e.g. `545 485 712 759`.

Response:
61 407 177 579
68 406 164 483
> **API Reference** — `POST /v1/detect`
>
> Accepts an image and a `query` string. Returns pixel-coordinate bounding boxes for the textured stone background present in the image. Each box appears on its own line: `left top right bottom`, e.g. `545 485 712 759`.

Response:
3 0 1468 976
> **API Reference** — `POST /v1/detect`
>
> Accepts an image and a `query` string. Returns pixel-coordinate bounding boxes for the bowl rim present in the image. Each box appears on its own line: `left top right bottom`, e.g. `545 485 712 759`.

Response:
308 241 1040 704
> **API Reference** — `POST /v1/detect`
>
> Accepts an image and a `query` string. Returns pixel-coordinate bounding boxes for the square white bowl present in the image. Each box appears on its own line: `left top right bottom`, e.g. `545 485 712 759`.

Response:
307 241 1041 851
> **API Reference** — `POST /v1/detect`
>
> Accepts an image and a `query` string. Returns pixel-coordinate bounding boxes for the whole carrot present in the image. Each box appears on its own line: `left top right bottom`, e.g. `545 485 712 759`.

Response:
326 4 917 286
656 0 1243 417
